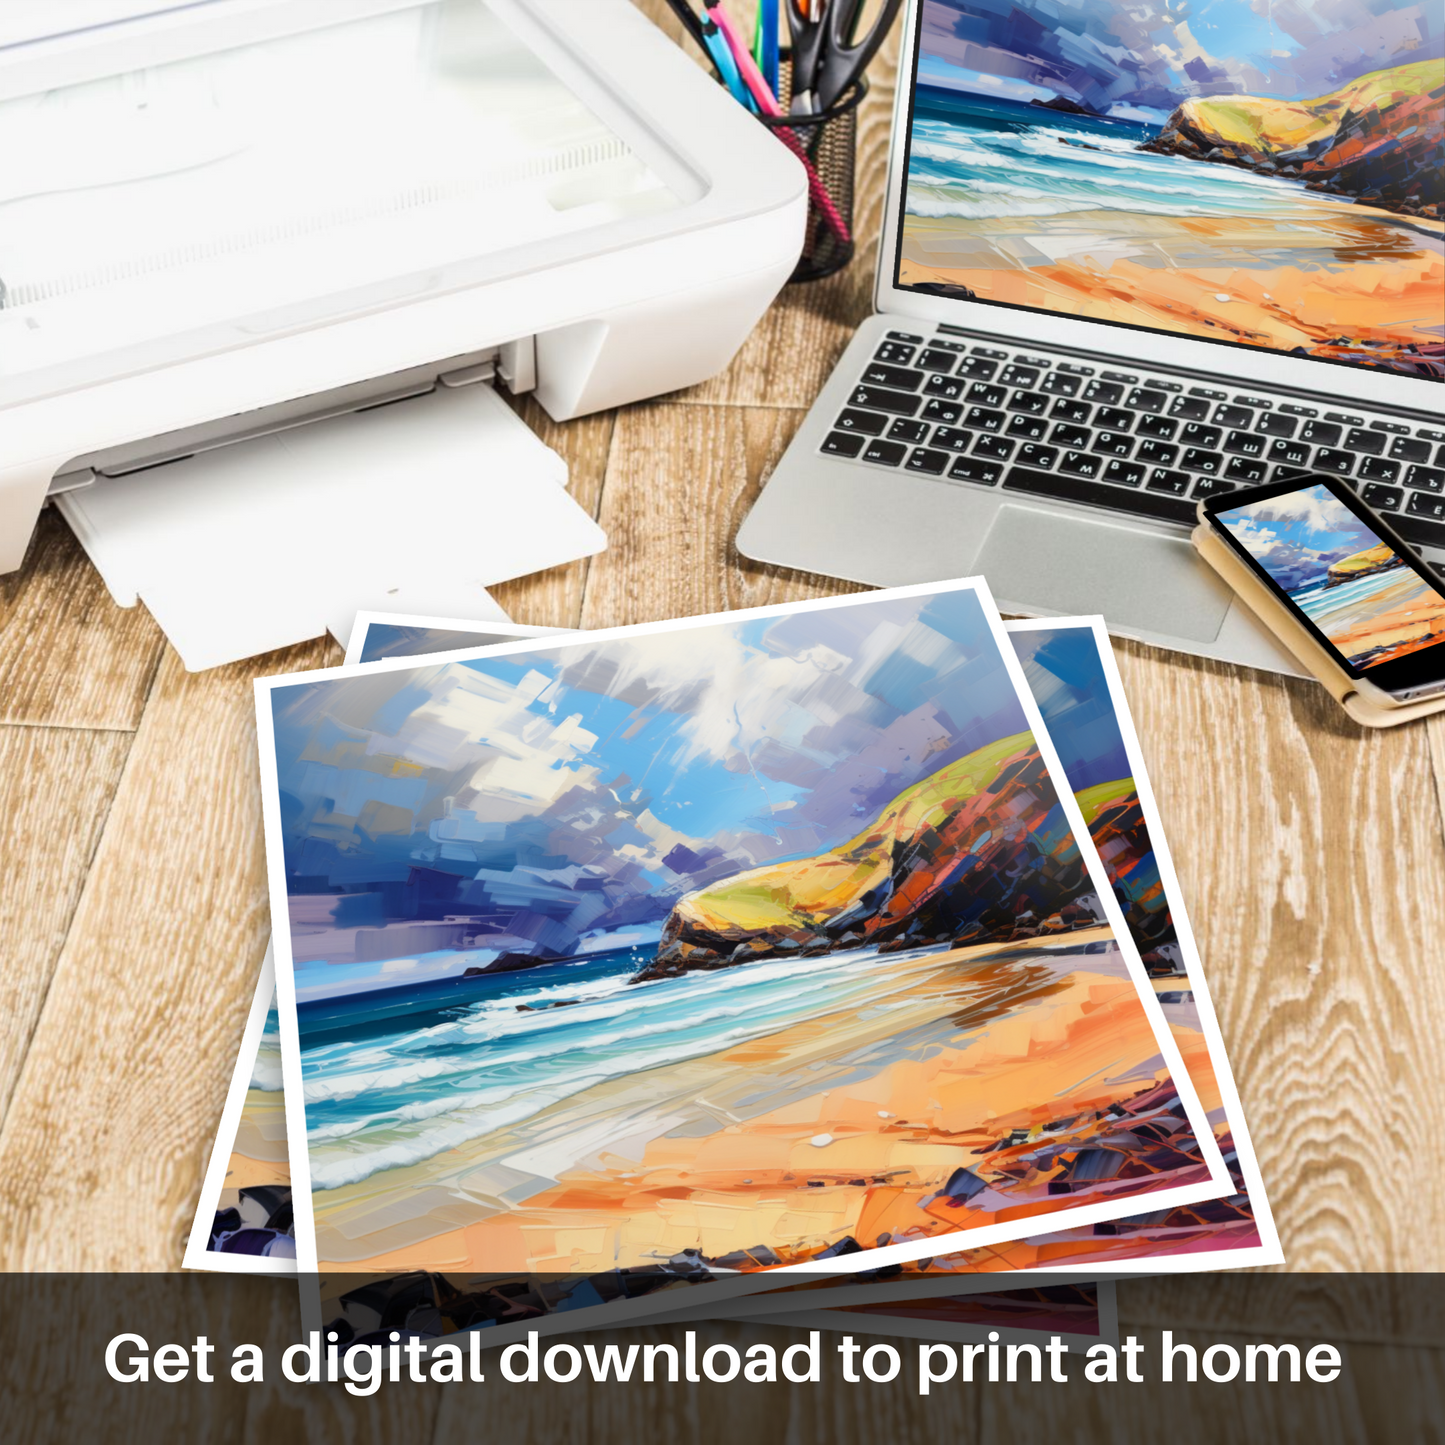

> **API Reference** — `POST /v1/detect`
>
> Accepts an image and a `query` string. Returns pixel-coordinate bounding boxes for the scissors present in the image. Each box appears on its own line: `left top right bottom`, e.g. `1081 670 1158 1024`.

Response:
785 0 903 113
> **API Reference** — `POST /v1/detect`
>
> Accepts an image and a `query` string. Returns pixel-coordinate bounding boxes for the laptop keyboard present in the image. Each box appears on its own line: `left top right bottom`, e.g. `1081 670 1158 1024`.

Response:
821 329 1445 559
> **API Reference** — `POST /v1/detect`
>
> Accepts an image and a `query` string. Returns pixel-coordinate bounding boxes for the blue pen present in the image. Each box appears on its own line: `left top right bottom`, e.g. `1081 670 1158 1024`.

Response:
701 15 756 110
759 0 779 97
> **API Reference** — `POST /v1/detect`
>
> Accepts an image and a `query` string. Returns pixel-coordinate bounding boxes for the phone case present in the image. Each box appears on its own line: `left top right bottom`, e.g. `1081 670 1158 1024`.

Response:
1192 523 1445 729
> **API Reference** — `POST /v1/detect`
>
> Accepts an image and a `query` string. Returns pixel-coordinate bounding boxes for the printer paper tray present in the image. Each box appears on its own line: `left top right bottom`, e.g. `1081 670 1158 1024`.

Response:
57 383 605 671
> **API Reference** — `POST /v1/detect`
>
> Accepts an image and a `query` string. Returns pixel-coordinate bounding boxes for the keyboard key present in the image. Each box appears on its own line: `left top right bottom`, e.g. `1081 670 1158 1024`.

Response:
1314 448 1354 476
906 448 950 476
916 347 959 373
1345 428 1384 456
1084 380 1124 405
1102 370 1137 384
1225 456 1268 483
1224 430 1266 458
922 398 962 424
1041 372 1081 397
1095 406 1134 432
1215 404 1254 429
1361 483 1403 511
1006 415 1048 441
1359 456 1400 483
973 435 1015 461
1060 450 1102 478
1390 436 1432 464
1396 513 1445 551
1278 403 1317 418
835 408 889 436
965 406 1005 432
1126 388 1167 413
1104 459 1146 487
968 345 1006 358
1003 465 1196 524
821 431 864 457
860 438 907 467
1137 440 1179 467
1437 445 1445 466
1017 444 1058 469
1182 448 1223 474
1007 390 1050 415
1234 395 1271 410
887 418 931 444
1180 423 1222 449
933 340 969 353
1191 477 1235 500
1146 469 1190 495
1188 385 1228 401
1422 428 1445 443
998 364 1040 388
1324 411 1362 427
930 427 974 452
1407 465 1445 493
850 384 921 417
1136 414 1178 440
863 363 925 390
1050 398 1092 424
1268 438 1311 467
1300 420 1341 446
874 342 916 365
967 382 1008 407
957 356 999 380
1051 423 1091 449
886 330 923 343
1169 395 1211 421
1057 362 1094 376
1092 432 1134 458
1257 413 1298 438
924 374 966 400
948 457 1003 485
1407 491 1445 521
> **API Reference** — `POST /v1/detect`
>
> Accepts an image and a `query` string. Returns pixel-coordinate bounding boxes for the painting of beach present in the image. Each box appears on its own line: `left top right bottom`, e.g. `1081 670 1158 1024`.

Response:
901 1 1444 376
1216 482 1445 668
261 586 1224 1314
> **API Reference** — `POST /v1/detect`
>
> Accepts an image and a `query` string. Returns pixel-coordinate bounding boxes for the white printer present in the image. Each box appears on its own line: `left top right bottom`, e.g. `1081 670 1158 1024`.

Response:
0 0 806 665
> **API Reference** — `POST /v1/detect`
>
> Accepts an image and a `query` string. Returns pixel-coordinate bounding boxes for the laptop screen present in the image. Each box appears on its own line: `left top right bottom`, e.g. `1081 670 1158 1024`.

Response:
893 0 1444 380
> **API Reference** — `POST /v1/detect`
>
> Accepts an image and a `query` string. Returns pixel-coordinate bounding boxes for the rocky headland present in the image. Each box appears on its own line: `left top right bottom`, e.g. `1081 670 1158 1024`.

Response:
1325 542 1406 588
632 732 1099 984
1138 60 1443 219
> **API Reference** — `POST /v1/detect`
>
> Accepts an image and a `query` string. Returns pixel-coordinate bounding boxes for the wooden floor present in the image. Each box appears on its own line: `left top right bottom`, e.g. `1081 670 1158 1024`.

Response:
1 5 1442 1439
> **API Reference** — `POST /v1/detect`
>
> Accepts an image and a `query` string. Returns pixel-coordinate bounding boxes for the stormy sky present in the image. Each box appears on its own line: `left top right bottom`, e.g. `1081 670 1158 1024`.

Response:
918 0 1441 117
268 588 1034 993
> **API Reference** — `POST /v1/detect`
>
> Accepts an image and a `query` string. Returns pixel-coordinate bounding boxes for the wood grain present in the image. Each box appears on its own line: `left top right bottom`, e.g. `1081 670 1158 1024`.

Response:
0 726 134 1124
580 402 865 630
0 638 336 1270
1109 636 1445 1270
0 510 165 730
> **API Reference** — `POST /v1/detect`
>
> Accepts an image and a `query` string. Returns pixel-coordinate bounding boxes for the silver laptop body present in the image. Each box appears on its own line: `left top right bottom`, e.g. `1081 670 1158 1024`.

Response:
738 0 1444 674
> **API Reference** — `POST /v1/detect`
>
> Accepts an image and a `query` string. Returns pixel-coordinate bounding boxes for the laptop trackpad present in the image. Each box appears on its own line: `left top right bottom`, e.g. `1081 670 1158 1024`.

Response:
975 505 1232 643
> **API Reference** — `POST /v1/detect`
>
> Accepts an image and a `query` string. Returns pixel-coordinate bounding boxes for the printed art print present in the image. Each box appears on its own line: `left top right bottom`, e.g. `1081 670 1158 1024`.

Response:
898 0 1444 376
255 583 1227 1341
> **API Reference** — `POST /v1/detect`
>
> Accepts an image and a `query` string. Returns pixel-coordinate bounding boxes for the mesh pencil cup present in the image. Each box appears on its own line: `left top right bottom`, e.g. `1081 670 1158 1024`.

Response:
759 71 867 283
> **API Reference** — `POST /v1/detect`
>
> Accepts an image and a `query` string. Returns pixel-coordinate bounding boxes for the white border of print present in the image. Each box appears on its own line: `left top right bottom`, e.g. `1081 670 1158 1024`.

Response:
341 612 569 666
182 944 292 1276
252 578 1232 1339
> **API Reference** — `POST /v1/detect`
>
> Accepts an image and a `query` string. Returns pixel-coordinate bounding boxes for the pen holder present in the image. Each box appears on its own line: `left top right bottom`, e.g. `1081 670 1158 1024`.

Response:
760 71 867 284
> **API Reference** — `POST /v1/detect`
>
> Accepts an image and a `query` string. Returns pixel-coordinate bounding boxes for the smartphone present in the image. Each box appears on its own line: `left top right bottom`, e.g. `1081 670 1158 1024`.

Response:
1201 472 1445 704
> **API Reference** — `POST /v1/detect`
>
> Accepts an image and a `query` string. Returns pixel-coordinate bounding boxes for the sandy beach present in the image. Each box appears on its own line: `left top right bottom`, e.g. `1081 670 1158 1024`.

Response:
1312 570 1445 667
900 205 1444 358
309 929 1212 1275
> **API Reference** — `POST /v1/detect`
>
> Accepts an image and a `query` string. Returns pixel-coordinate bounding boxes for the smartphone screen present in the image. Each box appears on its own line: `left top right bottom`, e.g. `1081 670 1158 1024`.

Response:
1208 477 1445 693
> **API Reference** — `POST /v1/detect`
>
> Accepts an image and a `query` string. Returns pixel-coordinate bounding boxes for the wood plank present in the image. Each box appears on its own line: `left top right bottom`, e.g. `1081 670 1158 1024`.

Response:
0 509 165 730
579 403 865 630
1107 637 1445 1269
489 397 614 631
983 1322 1438 1445
0 726 134 1125
0 637 338 1270
429 1320 980 1445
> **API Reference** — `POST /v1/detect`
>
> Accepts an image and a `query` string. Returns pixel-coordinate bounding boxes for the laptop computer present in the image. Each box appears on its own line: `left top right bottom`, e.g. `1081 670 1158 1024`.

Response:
738 0 1444 673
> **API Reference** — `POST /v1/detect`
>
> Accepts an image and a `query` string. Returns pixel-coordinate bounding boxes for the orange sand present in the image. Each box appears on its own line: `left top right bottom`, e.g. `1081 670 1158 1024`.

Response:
314 930 1213 1276
900 206 1444 356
